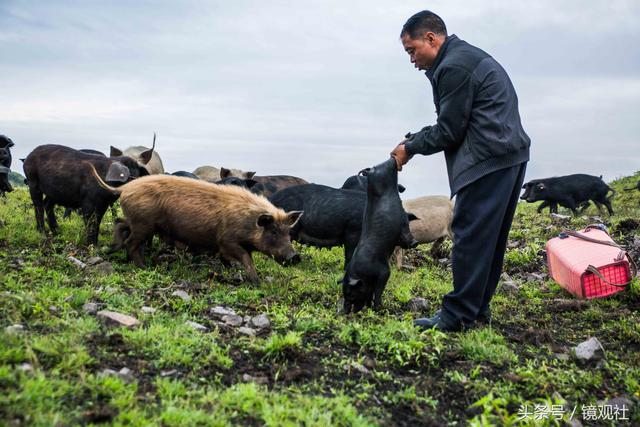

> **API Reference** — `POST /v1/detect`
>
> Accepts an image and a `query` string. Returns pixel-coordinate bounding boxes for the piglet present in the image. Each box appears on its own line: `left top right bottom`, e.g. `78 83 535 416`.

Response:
342 157 417 313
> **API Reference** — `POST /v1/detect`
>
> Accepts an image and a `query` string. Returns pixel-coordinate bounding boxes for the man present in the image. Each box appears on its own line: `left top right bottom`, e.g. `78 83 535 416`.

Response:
391 10 530 332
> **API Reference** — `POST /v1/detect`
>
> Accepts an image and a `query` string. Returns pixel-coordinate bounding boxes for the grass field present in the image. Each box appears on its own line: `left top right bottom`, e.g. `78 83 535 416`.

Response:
1 172 639 426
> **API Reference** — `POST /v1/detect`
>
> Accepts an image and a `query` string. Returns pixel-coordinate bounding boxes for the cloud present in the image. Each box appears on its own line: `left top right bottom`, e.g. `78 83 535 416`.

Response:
1 0 639 197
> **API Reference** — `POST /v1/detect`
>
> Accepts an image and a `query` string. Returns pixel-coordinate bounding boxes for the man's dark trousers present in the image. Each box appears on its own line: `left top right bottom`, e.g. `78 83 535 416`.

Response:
442 161 527 325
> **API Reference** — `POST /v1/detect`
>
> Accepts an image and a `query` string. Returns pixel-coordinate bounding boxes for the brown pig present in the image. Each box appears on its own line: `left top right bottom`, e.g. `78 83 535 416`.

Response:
91 168 302 283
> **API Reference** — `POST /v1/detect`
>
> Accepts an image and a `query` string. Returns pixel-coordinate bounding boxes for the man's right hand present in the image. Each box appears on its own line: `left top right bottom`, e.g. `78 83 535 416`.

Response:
390 141 412 171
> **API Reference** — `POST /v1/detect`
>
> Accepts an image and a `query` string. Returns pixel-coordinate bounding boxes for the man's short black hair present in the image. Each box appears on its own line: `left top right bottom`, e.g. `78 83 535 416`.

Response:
400 10 447 39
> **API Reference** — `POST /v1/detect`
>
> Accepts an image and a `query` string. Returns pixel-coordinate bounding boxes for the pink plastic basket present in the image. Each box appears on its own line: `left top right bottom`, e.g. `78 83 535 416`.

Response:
545 225 635 299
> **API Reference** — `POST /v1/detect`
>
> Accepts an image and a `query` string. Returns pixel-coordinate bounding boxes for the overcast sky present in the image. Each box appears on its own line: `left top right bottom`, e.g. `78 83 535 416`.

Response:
1 0 639 198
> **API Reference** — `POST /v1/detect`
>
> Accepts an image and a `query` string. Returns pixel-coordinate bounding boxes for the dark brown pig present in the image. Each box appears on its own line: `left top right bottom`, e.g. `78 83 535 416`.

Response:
91 170 302 283
23 144 149 244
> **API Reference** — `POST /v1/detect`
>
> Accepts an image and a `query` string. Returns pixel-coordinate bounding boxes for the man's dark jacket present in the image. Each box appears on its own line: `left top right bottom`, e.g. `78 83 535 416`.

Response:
404 34 530 195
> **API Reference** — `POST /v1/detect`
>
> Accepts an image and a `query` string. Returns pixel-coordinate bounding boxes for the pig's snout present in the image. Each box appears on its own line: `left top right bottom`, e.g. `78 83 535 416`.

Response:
279 252 301 266
409 239 419 249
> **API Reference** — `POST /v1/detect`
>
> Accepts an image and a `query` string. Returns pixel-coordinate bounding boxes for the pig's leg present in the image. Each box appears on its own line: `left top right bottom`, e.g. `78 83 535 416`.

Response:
536 200 550 213
84 207 107 246
43 197 58 234
429 237 445 259
373 268 390 311
561 199 578 216
343 231 360 268
394 247 403 268
220 244 259 284
28 184 45 233
124 223 153 267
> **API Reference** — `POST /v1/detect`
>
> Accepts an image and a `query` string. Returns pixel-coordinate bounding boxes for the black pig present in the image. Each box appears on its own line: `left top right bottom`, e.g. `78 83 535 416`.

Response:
0 135 14 196
342 158 417 313
521 174 615 215
270 182 417 270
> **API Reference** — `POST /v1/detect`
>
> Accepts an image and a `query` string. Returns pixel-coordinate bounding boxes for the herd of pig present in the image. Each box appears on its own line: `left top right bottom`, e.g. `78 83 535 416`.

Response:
0 134 637 312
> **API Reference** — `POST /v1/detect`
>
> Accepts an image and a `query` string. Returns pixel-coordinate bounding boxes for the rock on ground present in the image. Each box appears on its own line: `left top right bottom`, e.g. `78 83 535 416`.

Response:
573 337 605 361
97 311 140 329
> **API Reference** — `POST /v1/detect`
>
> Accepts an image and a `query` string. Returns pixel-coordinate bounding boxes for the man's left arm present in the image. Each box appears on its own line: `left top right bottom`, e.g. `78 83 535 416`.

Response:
404 66 475 156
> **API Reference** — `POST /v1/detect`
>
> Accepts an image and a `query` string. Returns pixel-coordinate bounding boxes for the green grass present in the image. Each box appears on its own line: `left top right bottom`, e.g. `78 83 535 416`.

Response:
1 170 640 425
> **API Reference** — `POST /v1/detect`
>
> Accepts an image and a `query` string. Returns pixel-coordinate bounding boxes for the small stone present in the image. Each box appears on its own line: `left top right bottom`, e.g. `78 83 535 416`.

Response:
104 286 117 293
83 303 98 315
222 314 243 327
507 240 520 249
92 262 115 275
250 314 271 330
406 297 429 312
243 315 251 324
210 306 236 317
5 324 25 334
116 367 133 381
242 373 268 385
336 298 345 315
500 280 519 294
527 272 545 281
97 310 140 329
68 255 87 269
185 320 208 332
362 357 376 370
554 353 570 361
238 326 256 336
343 362 369 375
64 295 74 303
101 368 118 376
171 290 191 302
161 369 177 377
550 213 571 220
573 337 605 362
18 363 33 373
86 256 104 266
265 276 274 283
49 305 58 313
141 306 156 314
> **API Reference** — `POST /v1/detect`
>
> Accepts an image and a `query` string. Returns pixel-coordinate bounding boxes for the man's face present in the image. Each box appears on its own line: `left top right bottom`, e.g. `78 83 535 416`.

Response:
401 32 440 71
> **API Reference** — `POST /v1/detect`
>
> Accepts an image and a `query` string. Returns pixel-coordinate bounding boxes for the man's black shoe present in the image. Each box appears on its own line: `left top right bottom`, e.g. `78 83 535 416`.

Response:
414 310 463 332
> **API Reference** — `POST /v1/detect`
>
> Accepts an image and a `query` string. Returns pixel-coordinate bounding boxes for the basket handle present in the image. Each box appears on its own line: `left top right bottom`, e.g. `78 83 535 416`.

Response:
561 228 622 249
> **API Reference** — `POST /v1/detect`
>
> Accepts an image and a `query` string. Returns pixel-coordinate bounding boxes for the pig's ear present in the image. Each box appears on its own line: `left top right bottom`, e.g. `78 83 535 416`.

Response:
138 149 153 165
220 167 231 179
257 213 275 228
286 210 303 227
110 146 123 157
358 168 371 177
106 162 130 182
7 140 14 148
20 158 25 163
244 171 256 179
407 212 419 221
397 184 406 193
